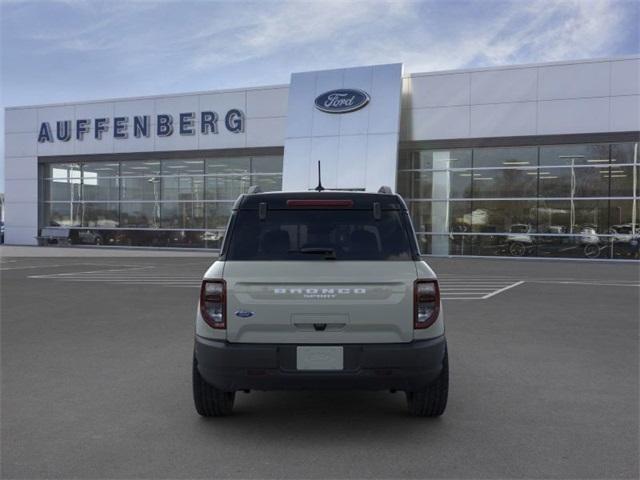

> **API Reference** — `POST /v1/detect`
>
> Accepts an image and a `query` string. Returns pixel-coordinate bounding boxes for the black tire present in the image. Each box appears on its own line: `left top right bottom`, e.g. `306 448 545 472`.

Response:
508 242 526 257
406 347 449 417
192 356 235 417
583 243 600 258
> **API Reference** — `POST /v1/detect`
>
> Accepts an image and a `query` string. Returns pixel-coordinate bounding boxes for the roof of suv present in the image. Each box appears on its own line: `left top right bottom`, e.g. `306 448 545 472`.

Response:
234 191 407 210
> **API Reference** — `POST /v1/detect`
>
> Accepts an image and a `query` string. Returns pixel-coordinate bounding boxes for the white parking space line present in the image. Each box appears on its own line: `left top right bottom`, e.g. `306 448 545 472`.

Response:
47 276 198 279
50 278 200 283
28 265 203 287
438 277 526 300
2 264 69 271
526 280 640 287
441 286 510 289
29 266 154 278
2 262 136 271
481 281 525 299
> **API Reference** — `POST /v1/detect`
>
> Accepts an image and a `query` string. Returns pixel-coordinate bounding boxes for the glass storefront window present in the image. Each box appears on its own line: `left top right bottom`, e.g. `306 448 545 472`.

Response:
82 203 119 228
44 202 82 227
407 201 431 232
540 144 609 166
83 178 119 201
537 166 610 197
398 149 472 170
160 202 205 229
417 233 473 256
251 155 283 174
397 170 415 198
538 199 609 234
608 200 640 260
406 200 474 234
205 175 251 200
459 172 477 200
472 168 537 198
608 166 638 197
40 178 82 202
43 162 82 179
415 233 431 255
83 162 119 177
470 234 508 257
398 170 473 199
162 175 204 201
449 202 473 233
35 144 636 257
120 202 160 228
397 142 638 260
38 154 284 248
471 200 537 233
121 176 162 201
611 142 638 165
205 202 234 230
251 174 283 192
203 156 282 199
120 160 161 176
417 233 635 260
162 159 204 176
609 199 639 230
472 146 537 168
206 157 250 175
82 165 120 202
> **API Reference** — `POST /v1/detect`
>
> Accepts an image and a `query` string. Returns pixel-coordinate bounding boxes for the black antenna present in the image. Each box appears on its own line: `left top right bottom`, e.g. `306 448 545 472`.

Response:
314 161 325 192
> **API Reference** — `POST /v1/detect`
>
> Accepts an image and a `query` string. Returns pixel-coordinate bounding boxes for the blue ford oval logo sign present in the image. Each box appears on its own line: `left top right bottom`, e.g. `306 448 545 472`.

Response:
235 310 254 318
314 89 370 114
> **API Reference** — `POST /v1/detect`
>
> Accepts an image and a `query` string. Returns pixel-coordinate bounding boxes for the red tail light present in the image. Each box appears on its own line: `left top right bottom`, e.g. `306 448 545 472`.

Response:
414 280 440 329
286 199 353 208
200 279 226 329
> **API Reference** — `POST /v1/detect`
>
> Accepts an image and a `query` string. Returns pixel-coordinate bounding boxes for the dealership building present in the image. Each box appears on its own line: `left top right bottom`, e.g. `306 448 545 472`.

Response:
4 56 639 259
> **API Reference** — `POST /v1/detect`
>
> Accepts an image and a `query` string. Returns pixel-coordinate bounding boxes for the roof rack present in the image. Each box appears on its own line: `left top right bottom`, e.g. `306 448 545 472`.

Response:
378 186 393 194
247 185 263 194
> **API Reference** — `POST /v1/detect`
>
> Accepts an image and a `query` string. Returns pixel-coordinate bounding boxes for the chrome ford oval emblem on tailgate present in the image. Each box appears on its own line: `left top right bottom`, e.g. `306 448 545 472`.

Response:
235 310 255 318
314 89 370 114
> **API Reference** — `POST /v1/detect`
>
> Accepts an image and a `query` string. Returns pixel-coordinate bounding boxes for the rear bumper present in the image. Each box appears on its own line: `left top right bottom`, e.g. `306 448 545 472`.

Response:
194 335 446 392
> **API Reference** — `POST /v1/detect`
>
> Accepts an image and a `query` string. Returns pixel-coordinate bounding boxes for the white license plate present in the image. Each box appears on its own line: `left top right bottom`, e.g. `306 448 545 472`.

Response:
296 346 343 370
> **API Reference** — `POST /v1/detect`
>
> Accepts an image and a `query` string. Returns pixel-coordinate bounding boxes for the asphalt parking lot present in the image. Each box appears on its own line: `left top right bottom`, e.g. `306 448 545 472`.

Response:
1 248 638 479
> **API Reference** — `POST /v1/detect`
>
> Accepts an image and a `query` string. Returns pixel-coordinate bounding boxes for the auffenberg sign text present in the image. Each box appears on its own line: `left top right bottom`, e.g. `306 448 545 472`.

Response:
37 109 245 143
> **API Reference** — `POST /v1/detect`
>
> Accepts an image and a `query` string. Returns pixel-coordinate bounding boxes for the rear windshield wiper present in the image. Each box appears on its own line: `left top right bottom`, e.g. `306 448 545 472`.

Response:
297 247 337 260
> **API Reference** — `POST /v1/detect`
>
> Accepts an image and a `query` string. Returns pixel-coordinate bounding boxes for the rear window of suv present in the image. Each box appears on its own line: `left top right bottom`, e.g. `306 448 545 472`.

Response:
225 209 416 261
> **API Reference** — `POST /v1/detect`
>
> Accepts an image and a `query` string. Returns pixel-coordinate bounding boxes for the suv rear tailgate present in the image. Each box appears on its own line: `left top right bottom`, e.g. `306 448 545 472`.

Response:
223 261 417 344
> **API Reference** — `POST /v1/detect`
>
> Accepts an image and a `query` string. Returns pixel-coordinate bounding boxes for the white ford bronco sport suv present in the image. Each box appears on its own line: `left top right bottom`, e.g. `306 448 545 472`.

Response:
193 187 448 416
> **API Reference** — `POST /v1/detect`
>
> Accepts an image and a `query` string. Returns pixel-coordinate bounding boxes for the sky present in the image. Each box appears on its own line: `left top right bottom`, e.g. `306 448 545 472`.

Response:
1 0 639 191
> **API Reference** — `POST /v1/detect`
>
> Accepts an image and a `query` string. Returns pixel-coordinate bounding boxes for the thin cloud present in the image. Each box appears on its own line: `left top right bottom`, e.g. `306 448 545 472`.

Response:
188 0 415 71
4 0 635 80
